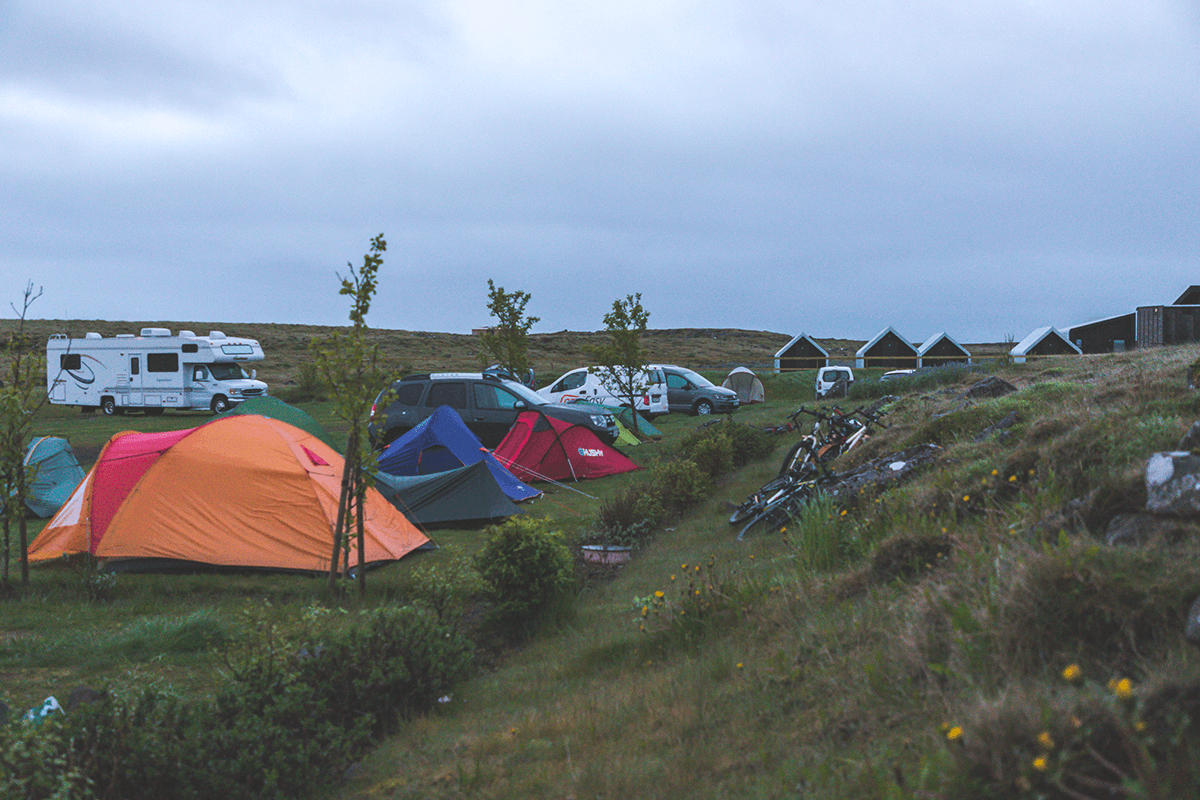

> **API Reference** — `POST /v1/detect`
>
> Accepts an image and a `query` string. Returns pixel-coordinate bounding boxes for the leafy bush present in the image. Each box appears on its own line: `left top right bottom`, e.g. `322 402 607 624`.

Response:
7 606 473 800
474 517 576 628
679 428 733 480
679 422 773 471
642 458 712 519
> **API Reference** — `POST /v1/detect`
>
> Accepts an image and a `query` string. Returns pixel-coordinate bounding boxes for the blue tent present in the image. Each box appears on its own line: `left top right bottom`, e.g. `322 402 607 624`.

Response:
376 406 540 502
24 437 86 518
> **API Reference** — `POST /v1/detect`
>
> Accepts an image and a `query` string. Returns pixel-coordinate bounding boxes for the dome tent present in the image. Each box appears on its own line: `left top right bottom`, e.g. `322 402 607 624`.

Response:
29 416 428 573
721 367 765 404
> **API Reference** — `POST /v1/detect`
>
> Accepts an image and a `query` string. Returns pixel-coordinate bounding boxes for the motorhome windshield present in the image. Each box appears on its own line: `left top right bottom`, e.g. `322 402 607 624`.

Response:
208 363 248 381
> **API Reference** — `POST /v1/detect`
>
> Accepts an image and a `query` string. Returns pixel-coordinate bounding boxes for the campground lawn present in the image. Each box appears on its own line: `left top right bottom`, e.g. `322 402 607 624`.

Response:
6 348 1200 799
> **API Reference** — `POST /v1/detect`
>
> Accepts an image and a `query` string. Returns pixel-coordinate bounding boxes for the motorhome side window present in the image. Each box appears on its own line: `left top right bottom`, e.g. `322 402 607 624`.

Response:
60 354 81 370
147 353 179 373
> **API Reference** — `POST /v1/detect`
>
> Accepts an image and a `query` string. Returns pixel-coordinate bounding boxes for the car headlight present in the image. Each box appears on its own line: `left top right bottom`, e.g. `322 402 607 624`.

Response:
590 414 613 427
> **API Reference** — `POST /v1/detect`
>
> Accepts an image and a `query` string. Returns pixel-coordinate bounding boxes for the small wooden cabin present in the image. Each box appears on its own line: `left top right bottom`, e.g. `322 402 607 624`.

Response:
1011 326 1081 363
917 332 971 367
774 333 828 372
856 326 918 370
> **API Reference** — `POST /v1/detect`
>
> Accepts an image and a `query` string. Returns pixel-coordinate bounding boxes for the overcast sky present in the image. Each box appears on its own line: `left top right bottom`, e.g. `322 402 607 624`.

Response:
4 0 1198 342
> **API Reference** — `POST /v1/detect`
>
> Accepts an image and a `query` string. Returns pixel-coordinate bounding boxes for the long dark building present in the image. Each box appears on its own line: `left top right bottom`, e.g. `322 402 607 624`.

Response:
1136 285 1200 348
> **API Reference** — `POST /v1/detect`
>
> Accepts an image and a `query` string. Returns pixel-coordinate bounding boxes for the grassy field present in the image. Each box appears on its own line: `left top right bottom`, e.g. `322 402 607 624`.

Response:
4 326 1199 798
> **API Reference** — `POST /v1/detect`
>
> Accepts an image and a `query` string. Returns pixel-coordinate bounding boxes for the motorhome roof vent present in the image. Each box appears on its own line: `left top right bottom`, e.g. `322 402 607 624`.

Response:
84 332 102 339
140 328 171 337
178 330 196 338
208 331 226 339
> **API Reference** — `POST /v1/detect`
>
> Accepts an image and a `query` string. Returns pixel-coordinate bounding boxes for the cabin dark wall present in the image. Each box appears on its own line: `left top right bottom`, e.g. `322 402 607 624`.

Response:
862 331 918 369
1068 314 1135 354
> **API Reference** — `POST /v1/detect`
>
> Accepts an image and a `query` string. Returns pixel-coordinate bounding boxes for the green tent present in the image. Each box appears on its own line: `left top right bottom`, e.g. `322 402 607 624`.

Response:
23 437 86 518
217 396 339 450
611 405 663 440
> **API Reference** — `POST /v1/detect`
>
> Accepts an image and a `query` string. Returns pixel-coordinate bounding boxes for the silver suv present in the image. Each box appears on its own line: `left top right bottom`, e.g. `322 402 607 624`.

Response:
368 371 619 448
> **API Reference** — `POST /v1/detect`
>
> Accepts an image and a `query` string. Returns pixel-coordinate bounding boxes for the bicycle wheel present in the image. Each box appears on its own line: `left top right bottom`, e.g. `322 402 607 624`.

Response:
728 475 791 524
737 485 812 540
778 441 818 478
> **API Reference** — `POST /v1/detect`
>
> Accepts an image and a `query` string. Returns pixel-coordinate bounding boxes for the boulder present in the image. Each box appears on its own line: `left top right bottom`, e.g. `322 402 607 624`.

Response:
1178 422 1200 452
1145 452 1200 517
1103 513 1187 547
1188 595 1200 645
962 376 1017 399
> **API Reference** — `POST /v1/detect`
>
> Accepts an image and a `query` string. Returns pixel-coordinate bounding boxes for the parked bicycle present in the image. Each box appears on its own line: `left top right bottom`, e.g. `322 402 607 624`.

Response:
729 402 890 540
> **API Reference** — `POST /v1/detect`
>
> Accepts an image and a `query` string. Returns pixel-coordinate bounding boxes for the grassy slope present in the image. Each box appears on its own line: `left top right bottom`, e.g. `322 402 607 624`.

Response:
3 323 1196 798
326 347 1200 800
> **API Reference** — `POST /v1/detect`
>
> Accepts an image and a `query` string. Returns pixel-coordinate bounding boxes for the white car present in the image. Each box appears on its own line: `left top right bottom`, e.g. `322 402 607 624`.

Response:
880 369 916 382
538 366 670 416
815 366 854 400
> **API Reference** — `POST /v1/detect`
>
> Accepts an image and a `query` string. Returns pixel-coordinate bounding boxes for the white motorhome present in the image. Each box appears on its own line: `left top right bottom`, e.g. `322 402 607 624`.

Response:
47 328 268 415
538 366 669 417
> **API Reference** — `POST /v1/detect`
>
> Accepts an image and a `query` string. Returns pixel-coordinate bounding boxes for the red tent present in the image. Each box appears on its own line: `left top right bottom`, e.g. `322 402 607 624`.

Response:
492 411 638 482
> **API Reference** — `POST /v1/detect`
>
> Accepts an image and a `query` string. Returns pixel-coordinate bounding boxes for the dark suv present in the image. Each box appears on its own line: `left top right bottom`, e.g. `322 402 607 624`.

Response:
368 372 619 448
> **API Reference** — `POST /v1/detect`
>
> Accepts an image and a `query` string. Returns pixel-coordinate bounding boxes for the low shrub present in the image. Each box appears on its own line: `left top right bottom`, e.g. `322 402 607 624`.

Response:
679 427 733 480
643 458 712 519
5 605 474 800
679 422 774 471
474 517 576 630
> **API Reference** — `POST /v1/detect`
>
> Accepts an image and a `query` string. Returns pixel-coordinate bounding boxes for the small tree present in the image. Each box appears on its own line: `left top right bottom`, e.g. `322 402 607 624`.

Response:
585 293 651 432
479 280 539 381
309 235 391 595
0 282 49 588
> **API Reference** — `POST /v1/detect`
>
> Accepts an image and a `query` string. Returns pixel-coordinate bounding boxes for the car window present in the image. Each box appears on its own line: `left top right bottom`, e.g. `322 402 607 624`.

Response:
394 383 423 406
556 371 587 392
666 373 690 390
426 381 467 409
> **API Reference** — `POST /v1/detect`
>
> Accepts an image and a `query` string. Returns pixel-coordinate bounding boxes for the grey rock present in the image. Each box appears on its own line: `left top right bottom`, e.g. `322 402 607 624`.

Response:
962 376 1017 399
1104 513 1180 547
1179 422 1200 452
1145 452 1200 517
1187 595 1200 645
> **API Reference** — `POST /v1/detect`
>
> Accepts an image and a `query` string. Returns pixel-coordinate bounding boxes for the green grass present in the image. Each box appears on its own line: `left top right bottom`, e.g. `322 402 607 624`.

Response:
5 333 1200 798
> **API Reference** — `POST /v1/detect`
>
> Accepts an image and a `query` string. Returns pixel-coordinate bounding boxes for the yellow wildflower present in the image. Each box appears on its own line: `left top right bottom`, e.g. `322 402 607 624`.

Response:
840 509 848 516
1061 663 1082 683
1037 731 1054 750
946 726 963 742
962 495 970 502
991 469 999 476
1113 678 1133 700
736 662 744 669
1009 475 1018 482
1032 755 1048 772
1134 720 1147 733
654 590 664 598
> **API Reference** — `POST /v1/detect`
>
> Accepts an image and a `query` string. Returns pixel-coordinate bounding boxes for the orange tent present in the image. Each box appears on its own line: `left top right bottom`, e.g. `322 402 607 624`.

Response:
29 416 429 572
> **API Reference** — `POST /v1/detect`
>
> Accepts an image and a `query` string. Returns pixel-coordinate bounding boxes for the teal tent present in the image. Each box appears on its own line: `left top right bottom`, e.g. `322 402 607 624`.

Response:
217 396 339 450
23 437 86 518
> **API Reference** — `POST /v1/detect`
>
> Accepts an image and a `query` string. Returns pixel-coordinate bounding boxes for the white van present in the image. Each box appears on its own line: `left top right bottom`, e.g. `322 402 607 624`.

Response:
815 366 854 400
538 366 669 417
